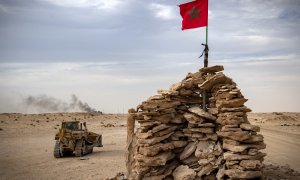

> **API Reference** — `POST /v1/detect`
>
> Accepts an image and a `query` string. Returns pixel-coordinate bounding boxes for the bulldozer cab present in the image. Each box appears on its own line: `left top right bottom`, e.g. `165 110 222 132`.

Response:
62 121 82 131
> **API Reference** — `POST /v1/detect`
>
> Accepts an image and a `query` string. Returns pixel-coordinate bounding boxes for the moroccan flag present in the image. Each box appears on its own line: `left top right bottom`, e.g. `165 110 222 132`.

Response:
179 0 208 30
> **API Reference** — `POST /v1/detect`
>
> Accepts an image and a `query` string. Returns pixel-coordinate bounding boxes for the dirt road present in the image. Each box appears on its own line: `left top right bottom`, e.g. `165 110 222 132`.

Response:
261 126 300 172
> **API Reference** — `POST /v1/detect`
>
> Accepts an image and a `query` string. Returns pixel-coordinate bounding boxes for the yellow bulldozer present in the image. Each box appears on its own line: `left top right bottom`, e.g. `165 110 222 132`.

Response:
54 121 102 158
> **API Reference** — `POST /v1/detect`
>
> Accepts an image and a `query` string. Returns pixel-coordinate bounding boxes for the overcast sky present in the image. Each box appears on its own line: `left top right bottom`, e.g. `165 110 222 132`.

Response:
0 0 299 113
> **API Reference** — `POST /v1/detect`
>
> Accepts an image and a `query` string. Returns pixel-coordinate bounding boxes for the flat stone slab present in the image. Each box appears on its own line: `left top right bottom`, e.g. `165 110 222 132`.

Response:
216 131 251 141
224 152 266 161
183 113 205 124
240 123 260 132
199 73 232 91
179 141 198 160
138 143 175 156
224 169 262 179
200 65 224 74
138 132 174 145
223 141 266 152
135 151 174 167
188 106 216 121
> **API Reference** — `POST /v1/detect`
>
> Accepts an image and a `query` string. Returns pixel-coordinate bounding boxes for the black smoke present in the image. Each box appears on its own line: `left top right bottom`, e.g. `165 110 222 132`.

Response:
24 94 101 113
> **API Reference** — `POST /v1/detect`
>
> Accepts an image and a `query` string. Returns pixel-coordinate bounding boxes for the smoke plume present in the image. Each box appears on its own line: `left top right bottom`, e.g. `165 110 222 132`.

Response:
24 94 100 113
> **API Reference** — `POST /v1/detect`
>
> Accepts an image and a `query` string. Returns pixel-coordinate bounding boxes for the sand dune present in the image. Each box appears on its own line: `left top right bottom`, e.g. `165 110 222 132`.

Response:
0 112 299 179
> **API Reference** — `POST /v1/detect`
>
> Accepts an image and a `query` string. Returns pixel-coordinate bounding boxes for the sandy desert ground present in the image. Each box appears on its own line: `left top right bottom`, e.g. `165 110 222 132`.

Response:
0 112 299 180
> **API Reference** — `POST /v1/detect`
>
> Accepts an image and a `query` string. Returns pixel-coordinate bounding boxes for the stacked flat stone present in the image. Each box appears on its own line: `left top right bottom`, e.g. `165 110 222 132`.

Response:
126 65 266 180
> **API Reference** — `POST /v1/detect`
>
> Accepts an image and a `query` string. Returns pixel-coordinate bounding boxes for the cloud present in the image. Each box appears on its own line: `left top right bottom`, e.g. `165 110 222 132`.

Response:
0 4 8 13
41 0 125 10
149 3 177 20
1 0 299 63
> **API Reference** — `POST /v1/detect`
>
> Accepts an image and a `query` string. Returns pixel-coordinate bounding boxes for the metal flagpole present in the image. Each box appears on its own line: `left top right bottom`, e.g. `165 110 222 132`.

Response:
202 21 209 111
204 26 208 68
206 25 208 45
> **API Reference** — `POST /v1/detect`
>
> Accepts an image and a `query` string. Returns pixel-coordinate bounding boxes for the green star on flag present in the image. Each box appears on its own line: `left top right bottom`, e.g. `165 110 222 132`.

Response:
188 6 200 20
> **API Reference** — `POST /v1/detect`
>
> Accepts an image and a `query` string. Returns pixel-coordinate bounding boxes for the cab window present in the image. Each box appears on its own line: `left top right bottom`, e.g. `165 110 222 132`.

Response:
63 123 79 130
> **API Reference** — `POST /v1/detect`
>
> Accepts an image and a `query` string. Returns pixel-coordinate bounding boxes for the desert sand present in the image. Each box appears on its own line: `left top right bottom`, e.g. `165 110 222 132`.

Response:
0 112 299 179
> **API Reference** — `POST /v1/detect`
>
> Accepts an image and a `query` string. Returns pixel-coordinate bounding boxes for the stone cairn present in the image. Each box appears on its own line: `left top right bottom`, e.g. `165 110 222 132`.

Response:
126 65 266 180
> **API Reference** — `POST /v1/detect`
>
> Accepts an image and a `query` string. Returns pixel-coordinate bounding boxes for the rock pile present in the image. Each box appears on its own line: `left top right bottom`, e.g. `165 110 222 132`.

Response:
126 65 266 179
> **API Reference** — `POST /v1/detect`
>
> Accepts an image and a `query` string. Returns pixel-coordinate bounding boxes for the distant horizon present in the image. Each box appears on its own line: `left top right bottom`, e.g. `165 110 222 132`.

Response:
1 111 300 115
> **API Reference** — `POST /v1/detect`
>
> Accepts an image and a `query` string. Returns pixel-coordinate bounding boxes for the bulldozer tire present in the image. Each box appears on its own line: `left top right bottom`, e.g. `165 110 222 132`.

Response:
75 139 88 157
75 139 83 157
54 141 62 158
82 140 88 155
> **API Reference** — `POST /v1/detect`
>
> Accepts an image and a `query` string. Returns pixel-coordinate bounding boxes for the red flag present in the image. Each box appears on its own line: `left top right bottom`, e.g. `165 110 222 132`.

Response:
179 0 208 30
